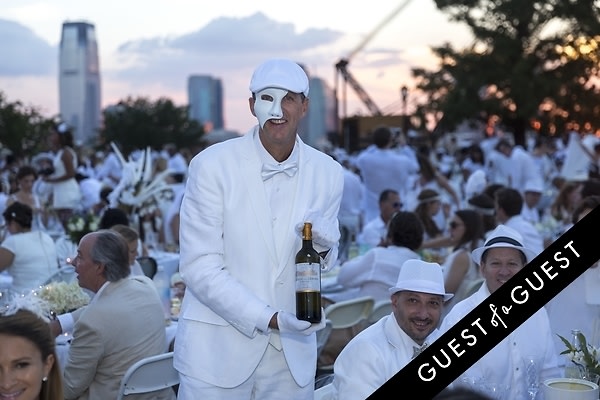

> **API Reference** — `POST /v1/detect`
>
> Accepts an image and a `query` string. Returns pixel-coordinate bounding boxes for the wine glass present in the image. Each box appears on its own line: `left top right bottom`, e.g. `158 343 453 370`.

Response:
482 381 509 400
523 354 540 400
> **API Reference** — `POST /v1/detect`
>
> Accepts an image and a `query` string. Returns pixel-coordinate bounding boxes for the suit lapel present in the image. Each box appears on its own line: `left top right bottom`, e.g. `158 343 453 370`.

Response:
238 129 278 265
274 139 312 276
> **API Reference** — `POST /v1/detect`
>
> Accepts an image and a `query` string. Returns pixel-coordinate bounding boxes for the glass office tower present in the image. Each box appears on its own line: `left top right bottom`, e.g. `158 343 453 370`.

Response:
59 21 102 145
187 75 224 132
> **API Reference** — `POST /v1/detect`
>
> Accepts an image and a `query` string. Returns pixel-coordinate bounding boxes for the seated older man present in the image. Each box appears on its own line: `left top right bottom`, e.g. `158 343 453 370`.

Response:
51 230 175 400
333 259 453 400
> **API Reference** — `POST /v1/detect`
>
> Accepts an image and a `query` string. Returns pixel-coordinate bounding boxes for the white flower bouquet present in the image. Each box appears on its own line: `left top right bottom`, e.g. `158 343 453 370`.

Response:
39 281 90 314
66 212 100 244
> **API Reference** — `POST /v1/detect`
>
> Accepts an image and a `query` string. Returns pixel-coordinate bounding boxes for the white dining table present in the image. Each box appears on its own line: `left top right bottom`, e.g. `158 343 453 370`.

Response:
150 250 180 280
0 271 12 288
56 321 178 373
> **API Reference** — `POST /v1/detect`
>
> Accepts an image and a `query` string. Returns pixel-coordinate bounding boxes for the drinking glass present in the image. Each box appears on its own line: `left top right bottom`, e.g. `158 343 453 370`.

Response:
523 355 540 400
580 369 600 385
482 381 509 400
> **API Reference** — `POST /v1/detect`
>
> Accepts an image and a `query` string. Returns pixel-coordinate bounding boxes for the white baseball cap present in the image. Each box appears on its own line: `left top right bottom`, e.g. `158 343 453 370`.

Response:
389 259 454 301
249 58 309 97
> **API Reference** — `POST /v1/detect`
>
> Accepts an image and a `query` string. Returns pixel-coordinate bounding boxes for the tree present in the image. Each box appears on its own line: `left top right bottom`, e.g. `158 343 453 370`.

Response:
413 0 600 146
0 91 55 158
100 96 204 155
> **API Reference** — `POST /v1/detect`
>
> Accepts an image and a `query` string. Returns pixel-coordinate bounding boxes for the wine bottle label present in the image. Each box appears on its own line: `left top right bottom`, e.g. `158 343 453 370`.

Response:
295 262 320 291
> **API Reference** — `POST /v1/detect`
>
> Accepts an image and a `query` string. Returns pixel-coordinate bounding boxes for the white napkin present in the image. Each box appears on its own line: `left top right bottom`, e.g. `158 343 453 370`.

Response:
584 264 600 305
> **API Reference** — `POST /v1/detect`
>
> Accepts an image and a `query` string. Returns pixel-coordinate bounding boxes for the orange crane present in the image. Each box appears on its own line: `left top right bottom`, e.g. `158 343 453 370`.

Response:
335 0 413 119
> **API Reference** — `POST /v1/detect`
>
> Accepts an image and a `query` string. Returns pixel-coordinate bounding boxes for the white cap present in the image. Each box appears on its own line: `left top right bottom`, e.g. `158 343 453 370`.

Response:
249 58 309 97
524 180 544 193
389 259 453 301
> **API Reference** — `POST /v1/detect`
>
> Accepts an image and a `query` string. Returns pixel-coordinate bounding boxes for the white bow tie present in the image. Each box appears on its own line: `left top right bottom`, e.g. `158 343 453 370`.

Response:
261 162 298 181
412 343 428 359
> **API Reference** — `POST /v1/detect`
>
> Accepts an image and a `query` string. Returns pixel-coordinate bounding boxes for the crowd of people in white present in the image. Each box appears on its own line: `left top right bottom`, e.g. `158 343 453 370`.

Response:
1 114 600 398
322 124 600 398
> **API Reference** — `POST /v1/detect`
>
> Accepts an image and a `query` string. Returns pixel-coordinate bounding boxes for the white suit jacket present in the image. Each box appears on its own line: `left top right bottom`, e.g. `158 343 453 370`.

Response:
174 127 344 387
63 276 173 400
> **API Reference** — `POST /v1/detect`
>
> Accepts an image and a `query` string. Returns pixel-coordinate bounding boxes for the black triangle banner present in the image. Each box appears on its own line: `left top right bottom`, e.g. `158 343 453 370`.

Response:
368 205 600 399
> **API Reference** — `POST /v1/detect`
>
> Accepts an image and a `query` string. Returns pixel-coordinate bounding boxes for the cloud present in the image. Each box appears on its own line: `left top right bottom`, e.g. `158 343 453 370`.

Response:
111 12 343 89
0 19 56 76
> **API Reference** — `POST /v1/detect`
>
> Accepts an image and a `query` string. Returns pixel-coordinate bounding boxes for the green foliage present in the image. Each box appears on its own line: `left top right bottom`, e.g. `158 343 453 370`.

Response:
100 96 204 155
414 0 600 146
0 92 55 157
558 332 600 376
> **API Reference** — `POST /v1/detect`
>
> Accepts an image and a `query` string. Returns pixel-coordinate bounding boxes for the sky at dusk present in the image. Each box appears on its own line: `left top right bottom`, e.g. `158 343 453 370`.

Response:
0 0 473 133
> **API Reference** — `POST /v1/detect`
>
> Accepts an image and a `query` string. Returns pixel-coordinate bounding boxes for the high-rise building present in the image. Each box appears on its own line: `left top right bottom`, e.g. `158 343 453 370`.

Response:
296 63 336 150
187 75 224 132
305 77 337 149
59 21 102 145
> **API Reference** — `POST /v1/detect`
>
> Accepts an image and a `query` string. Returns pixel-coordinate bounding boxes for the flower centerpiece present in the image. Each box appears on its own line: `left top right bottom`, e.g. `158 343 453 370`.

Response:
558 331 600 377
66 211 100 244
39 281 90 314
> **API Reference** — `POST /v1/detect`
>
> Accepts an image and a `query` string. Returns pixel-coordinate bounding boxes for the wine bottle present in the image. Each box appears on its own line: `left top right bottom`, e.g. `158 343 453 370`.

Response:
295 222 322 323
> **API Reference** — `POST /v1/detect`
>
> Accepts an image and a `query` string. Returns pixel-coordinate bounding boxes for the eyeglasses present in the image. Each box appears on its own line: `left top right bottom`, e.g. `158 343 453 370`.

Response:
449 221 463 229
392 202 403 209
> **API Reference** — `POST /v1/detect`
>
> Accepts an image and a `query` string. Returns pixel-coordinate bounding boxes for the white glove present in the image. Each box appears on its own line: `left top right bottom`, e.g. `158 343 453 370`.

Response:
296 219 337 249
294 215 338 250
295 213 340 271
277 310 327 335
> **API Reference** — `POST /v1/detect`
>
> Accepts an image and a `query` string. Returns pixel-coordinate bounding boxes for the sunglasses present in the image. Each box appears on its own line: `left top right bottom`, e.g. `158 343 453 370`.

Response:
449 221 463 229
392 202 403 208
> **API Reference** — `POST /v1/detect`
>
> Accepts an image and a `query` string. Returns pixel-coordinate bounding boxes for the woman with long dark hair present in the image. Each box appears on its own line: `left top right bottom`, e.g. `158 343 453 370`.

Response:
441 209 484 315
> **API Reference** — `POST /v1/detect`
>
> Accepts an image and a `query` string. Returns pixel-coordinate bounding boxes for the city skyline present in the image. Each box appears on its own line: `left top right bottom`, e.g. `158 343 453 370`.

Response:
0 1 473 134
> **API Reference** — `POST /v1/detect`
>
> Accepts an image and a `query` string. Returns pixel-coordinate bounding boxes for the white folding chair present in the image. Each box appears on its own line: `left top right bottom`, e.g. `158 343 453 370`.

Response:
324 296 375 330
116 352 179 400
318 296 375 373
314 382 336 400
367 299 393 325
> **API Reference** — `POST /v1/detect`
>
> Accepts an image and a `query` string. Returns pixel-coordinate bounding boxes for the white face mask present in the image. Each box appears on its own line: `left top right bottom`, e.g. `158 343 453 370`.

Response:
253 88 287 129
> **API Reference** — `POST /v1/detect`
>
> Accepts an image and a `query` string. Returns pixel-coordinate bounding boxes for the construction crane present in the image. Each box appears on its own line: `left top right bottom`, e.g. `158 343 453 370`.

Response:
335 0 413 119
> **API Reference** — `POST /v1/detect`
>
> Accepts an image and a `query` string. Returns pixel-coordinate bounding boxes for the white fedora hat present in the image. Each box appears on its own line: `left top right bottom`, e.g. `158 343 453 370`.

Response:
471 224 537 265
389 259 454 301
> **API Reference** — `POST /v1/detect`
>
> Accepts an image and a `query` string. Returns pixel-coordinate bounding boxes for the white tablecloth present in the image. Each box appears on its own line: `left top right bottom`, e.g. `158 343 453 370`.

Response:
150 250 180 280
0 271 12 288
56 321 178 373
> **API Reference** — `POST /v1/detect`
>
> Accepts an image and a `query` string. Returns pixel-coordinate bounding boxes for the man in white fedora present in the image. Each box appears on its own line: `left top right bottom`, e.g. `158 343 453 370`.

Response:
440 224 560 399
333 259 453 400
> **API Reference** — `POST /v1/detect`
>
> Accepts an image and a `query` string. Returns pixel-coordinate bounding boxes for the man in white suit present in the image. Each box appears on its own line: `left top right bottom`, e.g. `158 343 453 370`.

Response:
174 58 344 399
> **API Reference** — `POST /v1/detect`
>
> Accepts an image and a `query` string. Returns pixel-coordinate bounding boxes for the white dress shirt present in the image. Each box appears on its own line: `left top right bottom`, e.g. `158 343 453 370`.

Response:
338 167 364 233
334 315 439 400
357 216 386 248
356 146 419 223
440 283 560 400
504 215 545 257
336 245 420 301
